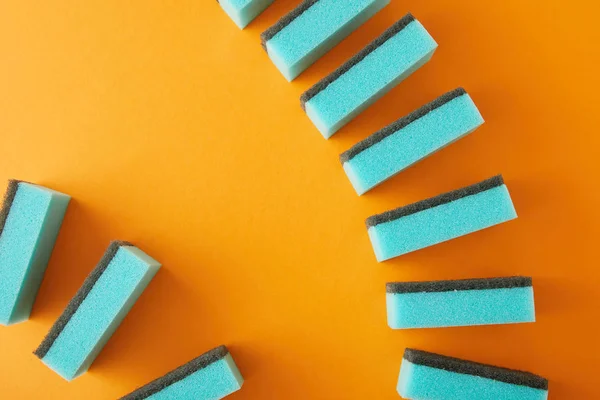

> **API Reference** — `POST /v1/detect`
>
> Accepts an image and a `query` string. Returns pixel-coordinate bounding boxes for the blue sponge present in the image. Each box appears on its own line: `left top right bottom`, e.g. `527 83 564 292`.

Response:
366 175 517 261
341 88 484 194
34 241 161 381
398 348 549 400
300 13 438 138
218 0 274 29
0 180 70 326
386 276 535 329
120 345 243 400
260 0 390 81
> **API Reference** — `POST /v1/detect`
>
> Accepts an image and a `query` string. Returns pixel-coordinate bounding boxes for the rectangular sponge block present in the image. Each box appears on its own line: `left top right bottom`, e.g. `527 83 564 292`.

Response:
341 88 484 194
0 180 70 326
218 0 274 29
301 14 438 138
120 345 243 400
366 175 517 261
398 348 549 400
260 0 390 81
386 276 535 329
34 241 161 381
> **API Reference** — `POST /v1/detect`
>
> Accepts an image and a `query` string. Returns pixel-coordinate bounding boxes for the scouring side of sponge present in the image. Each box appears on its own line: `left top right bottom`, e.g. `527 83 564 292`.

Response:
218 0 274 29
34 241 161 381
260 0 390 81
341 88 484 194
366 175 517 261
300 13 438 138
386 276 535 329
120 345 243 400
0 180 70 326
398 348 549 400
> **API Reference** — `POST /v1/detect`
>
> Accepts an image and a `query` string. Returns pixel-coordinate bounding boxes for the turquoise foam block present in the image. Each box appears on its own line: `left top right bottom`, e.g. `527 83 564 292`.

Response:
218 0 274 29
386 277 536 329
148 355 242 400
302 14 438 138
35 243 160 381
121 346 243 400
0 180 70 326
398 349 549 400
341 88 484 194
261 0 390 81
366 175 517 262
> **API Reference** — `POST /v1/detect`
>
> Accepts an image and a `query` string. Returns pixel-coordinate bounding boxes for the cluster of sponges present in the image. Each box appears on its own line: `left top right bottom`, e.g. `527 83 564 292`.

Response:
0 180 243 399
370 178 543 397
1 2 546 398
386 275 545 398
215 0 548 398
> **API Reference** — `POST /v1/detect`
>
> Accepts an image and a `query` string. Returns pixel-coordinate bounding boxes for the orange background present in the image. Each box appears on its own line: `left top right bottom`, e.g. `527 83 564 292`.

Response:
1 0 599 398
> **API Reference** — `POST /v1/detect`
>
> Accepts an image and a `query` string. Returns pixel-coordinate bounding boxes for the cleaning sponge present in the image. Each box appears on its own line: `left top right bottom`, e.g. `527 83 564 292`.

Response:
0 180 70 326
218 0 274 29
120 345 243 400
301 13 437 138
34 241 160 381
261 0 390 81
386 276 535 329
366 175 517 261
398 348 549 400
341 88 484 194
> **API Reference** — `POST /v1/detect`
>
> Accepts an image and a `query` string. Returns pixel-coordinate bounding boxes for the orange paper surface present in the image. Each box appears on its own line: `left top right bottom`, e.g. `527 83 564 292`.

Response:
1 0 598 398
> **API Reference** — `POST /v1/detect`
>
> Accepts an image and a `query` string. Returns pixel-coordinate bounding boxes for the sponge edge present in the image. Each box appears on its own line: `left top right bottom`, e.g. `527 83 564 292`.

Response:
366 175 517 261
120 345 244 400
340 88 484 194
261 0 390 81
386 277 536 329
34 241 161 381
0 180 70 325
301 14 438 138
218 0 274 29
398 348 549 400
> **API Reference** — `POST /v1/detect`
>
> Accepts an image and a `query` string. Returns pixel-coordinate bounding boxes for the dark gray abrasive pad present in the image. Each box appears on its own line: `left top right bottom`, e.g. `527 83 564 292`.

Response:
260 0 320 50
0 180 20 237
34 240 133 359
340 88 466 163
300 13 416 110
120 345 230 400
387 276 532 294
365 175 504 228
404 348 549 390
